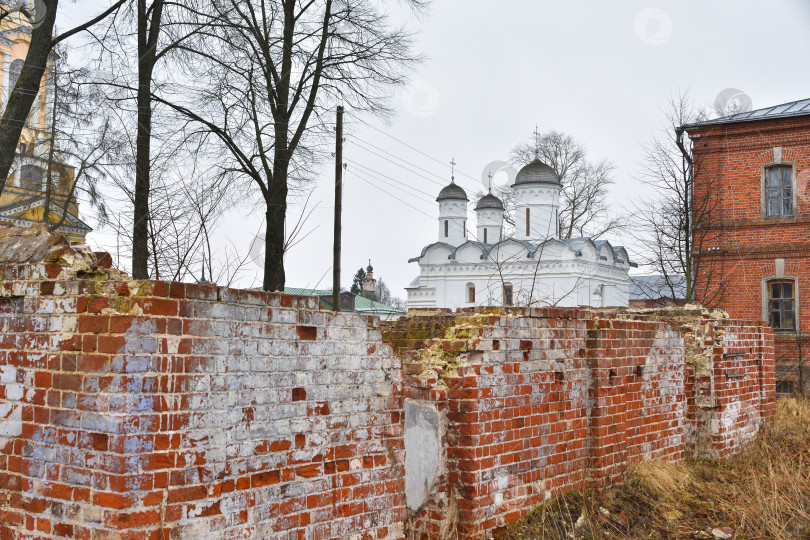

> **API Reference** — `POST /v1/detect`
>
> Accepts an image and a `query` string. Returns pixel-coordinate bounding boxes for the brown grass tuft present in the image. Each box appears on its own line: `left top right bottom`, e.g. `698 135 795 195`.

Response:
504 398 810 540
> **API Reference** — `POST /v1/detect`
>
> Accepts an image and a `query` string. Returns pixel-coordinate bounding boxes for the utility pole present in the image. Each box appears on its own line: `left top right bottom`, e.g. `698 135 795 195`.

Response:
332 106 344 312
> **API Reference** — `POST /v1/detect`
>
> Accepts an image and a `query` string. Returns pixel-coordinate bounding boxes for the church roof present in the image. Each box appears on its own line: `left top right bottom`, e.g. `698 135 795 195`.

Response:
409 237 636 267
436 182 468 202
0 193 92 237
683 97 810 129
474 192 504 211
512 159 561 186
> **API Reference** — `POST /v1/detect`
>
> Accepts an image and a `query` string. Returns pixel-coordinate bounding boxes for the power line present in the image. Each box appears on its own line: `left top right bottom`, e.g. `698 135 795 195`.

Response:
348 138 458 191
351 135 468 189
346 159 438 203
347 112 484 185
349 169 435 220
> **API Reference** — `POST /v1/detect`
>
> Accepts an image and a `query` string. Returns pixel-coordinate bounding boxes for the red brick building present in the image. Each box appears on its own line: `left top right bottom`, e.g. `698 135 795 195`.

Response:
685 98 810 395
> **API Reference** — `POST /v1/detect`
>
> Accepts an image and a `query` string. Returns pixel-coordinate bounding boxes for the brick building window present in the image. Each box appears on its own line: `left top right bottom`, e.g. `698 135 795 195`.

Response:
775 380 794 395
765 165 793 218
768 280 796 332
503 284 513 306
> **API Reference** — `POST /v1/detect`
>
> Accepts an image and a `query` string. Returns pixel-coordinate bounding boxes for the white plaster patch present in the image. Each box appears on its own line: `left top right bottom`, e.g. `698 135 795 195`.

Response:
166 336 182 354
0 364 23 443
720 399 741 431
404 400 442 511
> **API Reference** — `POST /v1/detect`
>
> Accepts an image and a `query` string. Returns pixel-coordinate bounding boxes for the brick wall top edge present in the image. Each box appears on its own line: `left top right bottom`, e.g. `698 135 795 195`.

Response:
0 226 384 326
400 305 752 325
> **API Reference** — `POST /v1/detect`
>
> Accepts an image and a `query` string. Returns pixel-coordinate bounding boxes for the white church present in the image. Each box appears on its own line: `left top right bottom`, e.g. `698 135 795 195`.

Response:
406 157 635 309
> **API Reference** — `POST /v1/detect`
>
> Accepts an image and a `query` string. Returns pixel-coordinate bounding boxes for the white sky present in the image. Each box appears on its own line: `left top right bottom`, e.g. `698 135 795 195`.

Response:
68 0 810 299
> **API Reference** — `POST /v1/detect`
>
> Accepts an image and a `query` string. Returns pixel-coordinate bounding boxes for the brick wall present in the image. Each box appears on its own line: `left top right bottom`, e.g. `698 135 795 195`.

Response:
0 227 776 539
384 307 775 539
0 228 405 539
687 115 810 390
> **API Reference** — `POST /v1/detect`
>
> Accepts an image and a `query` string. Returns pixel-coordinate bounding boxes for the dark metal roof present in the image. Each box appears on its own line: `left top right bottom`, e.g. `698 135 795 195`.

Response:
684 98 810 129
629 275 686 300
474 192 504 211
436 182 468 202
512 159 560 186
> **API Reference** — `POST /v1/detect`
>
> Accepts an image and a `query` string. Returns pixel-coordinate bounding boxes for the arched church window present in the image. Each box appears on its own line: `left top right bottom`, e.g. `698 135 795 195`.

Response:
444 220 448 238
9 59 24 92
20 164 44 190
483 228 487 244
525 208 530 236
467 283 475 304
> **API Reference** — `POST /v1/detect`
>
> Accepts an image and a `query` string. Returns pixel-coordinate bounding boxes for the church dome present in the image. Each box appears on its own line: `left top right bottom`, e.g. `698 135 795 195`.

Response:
475 192 504 211
512 159 560 186
436 182 468 202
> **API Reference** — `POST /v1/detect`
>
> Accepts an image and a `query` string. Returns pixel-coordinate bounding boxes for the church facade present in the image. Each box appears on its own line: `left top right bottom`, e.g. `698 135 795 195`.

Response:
406 158 634 309
0 3 90 242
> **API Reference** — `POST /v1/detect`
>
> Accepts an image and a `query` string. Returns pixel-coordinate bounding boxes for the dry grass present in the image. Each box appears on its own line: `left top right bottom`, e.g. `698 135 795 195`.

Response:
504 398 810 540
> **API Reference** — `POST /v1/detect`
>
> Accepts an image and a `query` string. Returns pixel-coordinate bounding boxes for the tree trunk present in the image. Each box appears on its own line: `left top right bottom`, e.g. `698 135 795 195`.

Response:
263 154 288 291
133 68 153 278
132 0 164 279
0 0 58 192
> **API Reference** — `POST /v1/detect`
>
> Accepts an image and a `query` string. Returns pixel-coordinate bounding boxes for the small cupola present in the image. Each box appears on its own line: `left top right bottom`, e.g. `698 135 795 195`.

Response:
475 182 504 244
511 141 562 241
436 158 469 247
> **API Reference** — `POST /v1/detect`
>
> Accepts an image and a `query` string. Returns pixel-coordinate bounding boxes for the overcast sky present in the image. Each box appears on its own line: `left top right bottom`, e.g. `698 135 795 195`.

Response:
72 1 810 299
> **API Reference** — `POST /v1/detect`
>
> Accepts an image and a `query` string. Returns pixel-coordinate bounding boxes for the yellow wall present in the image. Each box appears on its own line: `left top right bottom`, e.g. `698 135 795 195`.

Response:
0 6 85 242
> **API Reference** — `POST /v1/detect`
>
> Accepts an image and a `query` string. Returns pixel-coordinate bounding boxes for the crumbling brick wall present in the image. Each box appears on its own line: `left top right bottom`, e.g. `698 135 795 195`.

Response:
384 307 775 539
0 227 404 539
0 226 775 540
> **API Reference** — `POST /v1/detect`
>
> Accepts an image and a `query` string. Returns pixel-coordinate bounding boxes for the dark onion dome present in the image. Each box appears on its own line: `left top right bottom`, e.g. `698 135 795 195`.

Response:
366 262 373 272
512 159 561 186
475 192 504 211
436 181 469 202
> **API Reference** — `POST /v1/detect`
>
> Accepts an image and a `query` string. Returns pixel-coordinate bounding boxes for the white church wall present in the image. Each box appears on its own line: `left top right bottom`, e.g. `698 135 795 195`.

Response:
408 167 632 312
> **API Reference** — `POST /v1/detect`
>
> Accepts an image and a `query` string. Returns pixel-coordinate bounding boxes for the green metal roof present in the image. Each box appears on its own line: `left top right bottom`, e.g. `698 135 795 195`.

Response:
284 288 405 315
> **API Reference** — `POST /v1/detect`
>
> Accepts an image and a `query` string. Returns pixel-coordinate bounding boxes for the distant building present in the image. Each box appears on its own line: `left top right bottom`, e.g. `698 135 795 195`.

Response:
684 98 810 395
406 157 634 309
284 288 406 321
0 3 90 242
361 261 377 300
629 275 687 308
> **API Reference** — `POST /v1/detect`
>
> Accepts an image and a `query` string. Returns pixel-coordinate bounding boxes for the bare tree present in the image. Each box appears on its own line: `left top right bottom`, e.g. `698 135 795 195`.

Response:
99 136 235 283
502 129 625 240
155 0 426 292
796 332 809 396
37 44 120 235
633 92 729 307
0 0 126 191
88 0 219 278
